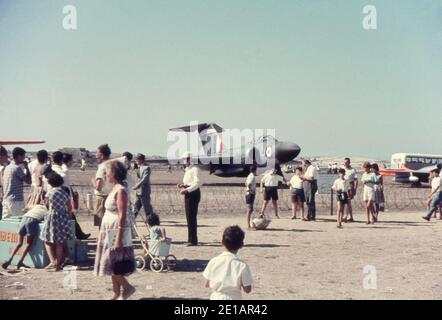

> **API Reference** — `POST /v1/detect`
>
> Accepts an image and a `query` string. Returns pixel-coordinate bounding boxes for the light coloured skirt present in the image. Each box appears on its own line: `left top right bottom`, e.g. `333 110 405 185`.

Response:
26 186 44 208
94 212 135 277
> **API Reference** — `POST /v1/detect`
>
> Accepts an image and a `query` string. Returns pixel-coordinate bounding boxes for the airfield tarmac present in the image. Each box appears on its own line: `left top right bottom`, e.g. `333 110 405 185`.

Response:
1 168 441 300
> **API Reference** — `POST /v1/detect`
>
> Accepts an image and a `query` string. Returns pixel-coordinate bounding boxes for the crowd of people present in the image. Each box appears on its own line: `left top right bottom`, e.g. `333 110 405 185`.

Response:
245 158 386 229
0 144 441 300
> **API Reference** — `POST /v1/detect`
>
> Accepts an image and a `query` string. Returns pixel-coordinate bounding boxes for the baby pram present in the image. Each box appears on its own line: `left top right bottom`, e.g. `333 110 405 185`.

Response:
130 215 177 273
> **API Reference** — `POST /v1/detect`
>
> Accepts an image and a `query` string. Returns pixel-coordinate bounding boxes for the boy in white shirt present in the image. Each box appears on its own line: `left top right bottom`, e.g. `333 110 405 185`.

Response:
288 167 306 220
332 169 349 228
423 168 441 221
260 168 285 219
203 226 253 300
245 166 257 229
361 162 377 224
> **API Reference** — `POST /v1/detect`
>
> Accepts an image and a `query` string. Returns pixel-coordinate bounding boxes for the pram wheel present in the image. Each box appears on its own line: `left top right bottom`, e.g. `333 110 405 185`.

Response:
135 255 146 271
166 255 177 271
150 257 164 273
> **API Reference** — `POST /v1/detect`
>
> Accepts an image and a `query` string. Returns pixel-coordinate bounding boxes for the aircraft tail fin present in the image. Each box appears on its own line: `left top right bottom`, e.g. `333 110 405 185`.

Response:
169 123 224 156
169 123 223 134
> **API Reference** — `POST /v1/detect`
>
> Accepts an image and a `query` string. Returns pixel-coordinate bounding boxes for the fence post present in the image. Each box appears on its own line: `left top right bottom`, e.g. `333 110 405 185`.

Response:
330 188 334 216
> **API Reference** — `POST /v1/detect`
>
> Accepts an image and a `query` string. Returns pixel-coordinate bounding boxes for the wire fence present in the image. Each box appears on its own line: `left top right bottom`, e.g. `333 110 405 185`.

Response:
70 184 430 217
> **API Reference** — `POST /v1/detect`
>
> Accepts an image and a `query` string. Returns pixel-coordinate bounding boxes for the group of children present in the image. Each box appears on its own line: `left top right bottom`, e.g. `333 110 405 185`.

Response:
332 162 384 227
244 159 386 230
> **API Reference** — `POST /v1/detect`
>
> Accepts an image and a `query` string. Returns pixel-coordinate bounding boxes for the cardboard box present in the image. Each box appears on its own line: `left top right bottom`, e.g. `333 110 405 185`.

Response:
0 217 76 269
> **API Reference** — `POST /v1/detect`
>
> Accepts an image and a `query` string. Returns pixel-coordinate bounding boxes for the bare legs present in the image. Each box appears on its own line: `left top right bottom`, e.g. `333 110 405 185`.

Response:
343 200 354 222
260 201 269 217
55 244 64 271
260 200 279 218
2 235 34 269
110 276 121 300
111 275 136 300
272 200 279 218
292 202 305 220
365 200 376 224
246 208 253 229
337 202 345 228
291 203 297 219
44 242 67 270
374 203 380 221
17 237 34 266
44 242 57 267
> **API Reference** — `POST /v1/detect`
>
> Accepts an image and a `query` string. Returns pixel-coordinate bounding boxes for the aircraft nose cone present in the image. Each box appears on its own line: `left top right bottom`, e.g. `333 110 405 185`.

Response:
275 142 301 163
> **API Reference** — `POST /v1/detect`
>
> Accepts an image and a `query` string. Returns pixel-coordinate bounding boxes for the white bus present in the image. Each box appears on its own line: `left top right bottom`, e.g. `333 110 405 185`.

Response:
390 153 442 171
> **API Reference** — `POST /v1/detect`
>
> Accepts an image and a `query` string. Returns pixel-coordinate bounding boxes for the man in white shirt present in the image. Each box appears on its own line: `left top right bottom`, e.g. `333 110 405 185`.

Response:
1 148 32 219
342 157 358 222
423 168 441 221
203 226 253 300
303 159 318 221
178 152 202 246
260 167 285 219
92 144 113 228
25 150 48 210
245 166 257 229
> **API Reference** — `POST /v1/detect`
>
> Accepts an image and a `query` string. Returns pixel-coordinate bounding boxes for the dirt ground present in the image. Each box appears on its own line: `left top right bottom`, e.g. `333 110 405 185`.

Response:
1 211 442 300
1 168 441 300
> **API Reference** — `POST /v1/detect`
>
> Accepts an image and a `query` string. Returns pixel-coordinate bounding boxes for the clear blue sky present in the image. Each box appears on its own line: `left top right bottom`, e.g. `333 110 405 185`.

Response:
0 0 441 159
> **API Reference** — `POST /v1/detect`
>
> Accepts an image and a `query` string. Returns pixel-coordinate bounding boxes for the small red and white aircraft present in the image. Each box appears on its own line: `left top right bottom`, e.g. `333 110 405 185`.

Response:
380 152 442 185
0 140 45 146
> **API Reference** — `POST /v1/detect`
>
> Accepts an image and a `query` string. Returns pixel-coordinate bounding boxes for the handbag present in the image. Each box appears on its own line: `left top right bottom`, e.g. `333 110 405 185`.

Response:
337 191 348 202
112 250 135 275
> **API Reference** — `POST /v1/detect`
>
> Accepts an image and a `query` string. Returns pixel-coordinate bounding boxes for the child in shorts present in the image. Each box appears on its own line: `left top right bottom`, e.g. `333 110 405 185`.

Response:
332 169 349 228
288 167 306 220
2 204 49 270
203 226 253 300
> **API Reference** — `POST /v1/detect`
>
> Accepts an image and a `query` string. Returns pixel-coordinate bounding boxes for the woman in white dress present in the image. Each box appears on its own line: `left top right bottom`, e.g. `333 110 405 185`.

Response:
94 160 136 300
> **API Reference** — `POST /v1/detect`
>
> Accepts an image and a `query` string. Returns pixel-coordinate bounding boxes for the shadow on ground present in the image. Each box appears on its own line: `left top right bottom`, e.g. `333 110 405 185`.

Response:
173 259 209 272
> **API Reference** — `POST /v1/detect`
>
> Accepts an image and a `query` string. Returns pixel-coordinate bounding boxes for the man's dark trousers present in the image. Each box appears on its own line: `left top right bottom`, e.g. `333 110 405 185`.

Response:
185 189 201 245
